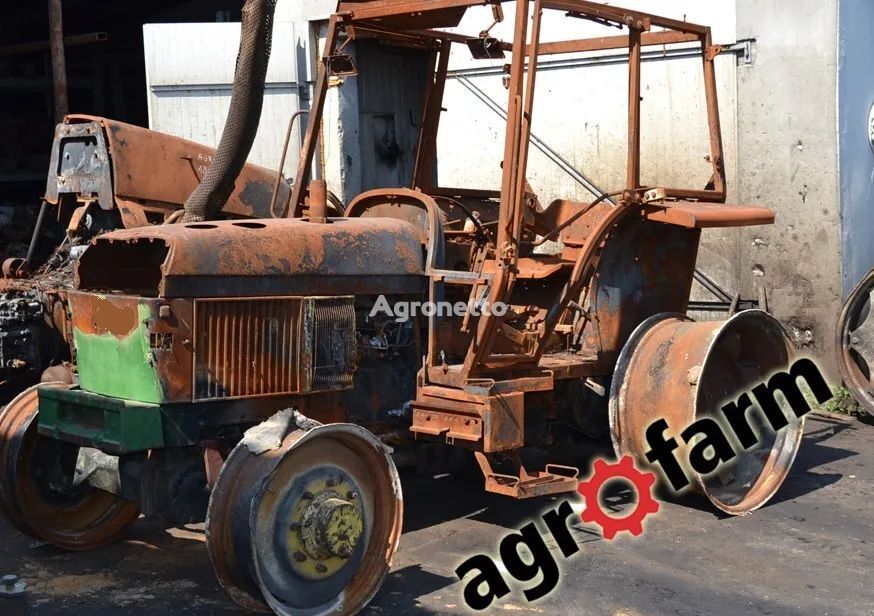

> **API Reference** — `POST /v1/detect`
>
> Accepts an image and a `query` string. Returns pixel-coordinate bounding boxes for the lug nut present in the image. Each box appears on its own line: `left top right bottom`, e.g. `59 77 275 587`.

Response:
294 551 307 562
337 546 352 559
301 491 313 500
289 522 301 531
315 564 328 574
346 491 357 500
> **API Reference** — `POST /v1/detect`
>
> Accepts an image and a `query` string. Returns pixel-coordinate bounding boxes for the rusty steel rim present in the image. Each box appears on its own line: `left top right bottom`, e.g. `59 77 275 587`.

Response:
207 422 402 616
0 383 140 550
610 310 804 515
837 270 874 415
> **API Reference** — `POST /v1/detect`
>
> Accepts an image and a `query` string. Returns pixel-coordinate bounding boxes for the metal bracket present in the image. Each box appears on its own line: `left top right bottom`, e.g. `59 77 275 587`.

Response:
726 38 755 66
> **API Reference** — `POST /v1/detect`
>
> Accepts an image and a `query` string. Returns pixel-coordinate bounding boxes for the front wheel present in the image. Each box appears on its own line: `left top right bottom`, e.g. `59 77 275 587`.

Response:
206 411 403 615
0 383 139 550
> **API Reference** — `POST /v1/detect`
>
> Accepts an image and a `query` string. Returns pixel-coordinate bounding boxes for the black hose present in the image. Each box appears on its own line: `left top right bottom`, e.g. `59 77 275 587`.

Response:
25 200 48 269
182 0 278 222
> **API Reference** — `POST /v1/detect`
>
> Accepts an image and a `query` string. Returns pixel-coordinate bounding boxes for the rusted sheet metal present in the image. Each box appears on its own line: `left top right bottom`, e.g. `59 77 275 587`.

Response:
75 218 426 298
411 387 525 452
578 215 701 372
46 115 289 222
192 296 356 401
194 297 305 401
643 202 776 229
609 310 803 515
67 292 194 403
474 451 580 498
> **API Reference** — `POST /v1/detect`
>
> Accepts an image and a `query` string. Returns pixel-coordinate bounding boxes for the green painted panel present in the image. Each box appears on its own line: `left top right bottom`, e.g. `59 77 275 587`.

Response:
74 302 163 403
38 386 165 455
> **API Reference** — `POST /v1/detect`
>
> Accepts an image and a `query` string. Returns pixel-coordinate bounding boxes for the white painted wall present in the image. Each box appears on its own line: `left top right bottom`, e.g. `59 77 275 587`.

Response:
144 21 299 174
144 0 336 177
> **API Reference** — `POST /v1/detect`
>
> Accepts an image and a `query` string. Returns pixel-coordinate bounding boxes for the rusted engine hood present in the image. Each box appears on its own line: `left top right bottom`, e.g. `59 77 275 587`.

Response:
45 115 289 222
75 218 426 298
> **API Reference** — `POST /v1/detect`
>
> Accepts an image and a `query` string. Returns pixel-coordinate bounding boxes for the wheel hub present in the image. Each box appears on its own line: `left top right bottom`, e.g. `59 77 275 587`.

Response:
207 418 403 616
299 491 363 561
288 474 363 578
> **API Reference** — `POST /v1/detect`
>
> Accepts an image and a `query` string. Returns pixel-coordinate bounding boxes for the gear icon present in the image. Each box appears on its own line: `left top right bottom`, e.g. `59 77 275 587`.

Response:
576 456 660 540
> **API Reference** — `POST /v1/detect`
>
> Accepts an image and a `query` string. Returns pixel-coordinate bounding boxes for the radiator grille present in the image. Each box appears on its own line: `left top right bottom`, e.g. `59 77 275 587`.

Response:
309 297 357 391
193 296 356 401
194 298 303 400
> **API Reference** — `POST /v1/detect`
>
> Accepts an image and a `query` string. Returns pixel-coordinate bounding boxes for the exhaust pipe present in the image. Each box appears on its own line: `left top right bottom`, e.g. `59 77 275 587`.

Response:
182 0 278 222
609 310 804 515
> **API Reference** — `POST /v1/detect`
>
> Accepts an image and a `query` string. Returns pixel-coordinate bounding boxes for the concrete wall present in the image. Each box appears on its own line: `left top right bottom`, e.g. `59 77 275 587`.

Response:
838 0 874 298
735 0 841 378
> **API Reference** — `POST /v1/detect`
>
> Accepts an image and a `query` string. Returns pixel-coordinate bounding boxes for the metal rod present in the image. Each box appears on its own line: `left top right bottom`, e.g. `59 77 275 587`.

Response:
290 16 340 218
0 32 107 59
48 0 69 123
25 201 49 270
448 41 752 79
626 27 642 189
270 110 309 218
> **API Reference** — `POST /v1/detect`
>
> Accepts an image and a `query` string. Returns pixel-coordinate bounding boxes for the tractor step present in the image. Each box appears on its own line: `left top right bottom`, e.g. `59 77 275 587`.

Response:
474 452 580 499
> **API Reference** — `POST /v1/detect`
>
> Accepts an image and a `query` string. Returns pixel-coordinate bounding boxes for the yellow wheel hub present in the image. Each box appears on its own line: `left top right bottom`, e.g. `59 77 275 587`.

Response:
287 476 364 579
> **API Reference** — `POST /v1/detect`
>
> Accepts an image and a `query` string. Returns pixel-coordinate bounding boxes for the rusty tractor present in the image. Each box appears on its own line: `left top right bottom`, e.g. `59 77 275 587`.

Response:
0 2 805 615
0 114 289 399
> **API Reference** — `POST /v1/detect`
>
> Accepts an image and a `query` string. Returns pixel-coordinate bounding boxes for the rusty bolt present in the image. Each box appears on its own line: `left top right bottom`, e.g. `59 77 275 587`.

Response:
294 551 307 562
315 563 328 574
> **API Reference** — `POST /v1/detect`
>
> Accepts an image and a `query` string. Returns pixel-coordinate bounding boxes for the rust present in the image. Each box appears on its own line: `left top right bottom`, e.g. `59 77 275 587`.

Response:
609 311 803 514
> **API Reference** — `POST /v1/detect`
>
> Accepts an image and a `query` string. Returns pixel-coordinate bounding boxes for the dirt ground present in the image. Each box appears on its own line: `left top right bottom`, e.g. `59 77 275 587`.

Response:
2 413 873 615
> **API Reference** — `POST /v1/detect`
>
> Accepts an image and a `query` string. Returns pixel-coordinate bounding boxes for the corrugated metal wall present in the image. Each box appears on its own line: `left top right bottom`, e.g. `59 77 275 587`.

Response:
143 21 300 175
355 42 431 192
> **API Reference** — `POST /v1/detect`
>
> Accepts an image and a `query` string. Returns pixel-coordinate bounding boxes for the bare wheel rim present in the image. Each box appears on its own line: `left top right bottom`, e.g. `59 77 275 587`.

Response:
207 422 402 616
0 383 139 550
837 270 874 414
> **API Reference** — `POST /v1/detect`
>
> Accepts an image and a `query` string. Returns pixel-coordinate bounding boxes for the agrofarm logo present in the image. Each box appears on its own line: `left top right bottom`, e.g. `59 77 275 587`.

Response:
455 358 833 611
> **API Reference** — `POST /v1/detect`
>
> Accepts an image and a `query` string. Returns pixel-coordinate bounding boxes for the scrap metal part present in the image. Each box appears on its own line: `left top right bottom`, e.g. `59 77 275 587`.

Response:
609 310 803 515
0 291 43 373
206 412 402 615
